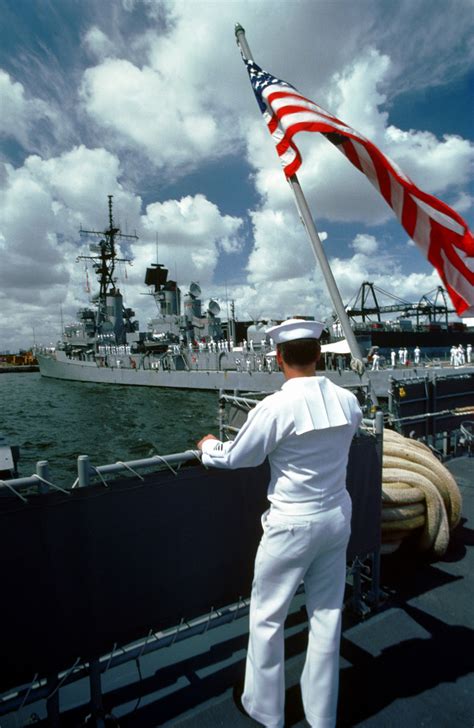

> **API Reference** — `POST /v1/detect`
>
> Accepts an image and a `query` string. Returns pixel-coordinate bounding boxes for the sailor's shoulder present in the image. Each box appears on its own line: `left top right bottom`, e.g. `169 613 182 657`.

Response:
259 390 286 410
320 377 362 409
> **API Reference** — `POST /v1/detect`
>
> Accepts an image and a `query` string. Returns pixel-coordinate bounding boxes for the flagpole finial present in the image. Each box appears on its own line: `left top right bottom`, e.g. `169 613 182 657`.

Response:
234 22 253 61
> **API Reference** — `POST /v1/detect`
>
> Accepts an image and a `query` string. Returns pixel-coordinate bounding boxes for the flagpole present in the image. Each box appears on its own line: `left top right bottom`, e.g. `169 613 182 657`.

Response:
235 24 377 399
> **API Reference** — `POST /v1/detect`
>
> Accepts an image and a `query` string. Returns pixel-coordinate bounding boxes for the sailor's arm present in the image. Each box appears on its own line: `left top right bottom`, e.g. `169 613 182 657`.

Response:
198 403 277 470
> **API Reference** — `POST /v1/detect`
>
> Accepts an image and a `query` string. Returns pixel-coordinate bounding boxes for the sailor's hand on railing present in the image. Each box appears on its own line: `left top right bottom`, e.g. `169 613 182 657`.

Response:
197 434 218 450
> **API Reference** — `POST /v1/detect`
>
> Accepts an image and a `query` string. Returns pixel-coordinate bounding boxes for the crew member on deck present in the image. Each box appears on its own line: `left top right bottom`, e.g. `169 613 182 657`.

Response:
197 318 362 728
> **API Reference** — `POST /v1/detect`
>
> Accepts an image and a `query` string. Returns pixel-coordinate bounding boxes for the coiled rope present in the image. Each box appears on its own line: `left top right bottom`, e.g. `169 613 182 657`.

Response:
381 429 462 557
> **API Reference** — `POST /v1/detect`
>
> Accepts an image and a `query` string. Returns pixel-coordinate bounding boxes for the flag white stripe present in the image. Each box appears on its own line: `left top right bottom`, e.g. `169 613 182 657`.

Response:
351 141 381 193
381 155 412 185
440 249 473 303
277 143 298 167
457 247 474 272
275 110 360 140
263 84 343 124
412 205 432 256
389 176 405 222
416 198 465 236
268 95 352 129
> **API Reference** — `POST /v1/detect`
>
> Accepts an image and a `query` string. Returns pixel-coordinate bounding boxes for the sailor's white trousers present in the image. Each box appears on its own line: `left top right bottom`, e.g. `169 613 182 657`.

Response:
241 497 351 728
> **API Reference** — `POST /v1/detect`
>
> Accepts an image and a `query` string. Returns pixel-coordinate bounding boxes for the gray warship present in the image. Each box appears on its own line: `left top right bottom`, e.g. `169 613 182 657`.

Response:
36 196 288 392
37 197 474 398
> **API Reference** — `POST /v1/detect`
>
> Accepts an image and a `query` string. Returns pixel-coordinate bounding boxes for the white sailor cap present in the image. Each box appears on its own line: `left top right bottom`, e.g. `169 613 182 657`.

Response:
266 318 325 344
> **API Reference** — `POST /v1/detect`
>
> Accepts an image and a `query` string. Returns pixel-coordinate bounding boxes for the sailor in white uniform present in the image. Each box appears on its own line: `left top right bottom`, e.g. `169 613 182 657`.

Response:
197 319 362 728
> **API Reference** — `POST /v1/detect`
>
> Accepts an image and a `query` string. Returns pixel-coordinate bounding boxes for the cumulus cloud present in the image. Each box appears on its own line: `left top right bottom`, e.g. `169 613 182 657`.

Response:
326 49 391 142
0 70 55 149
386 127 473 194
245 208 327 285
77 0 376 174
351 234 378 255
228 237 444 326
450 191 473 215
80 57 224 172
83 26 116 60
133 194 243 286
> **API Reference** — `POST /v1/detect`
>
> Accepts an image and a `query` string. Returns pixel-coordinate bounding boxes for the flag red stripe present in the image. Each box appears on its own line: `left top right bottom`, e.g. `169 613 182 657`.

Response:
274 120 345 157
340 140 364 174
429 221 474 283
362 141 392 206
401 192 417 238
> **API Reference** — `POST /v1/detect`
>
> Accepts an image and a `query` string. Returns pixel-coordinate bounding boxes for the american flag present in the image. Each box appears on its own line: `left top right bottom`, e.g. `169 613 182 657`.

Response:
245 60 474 317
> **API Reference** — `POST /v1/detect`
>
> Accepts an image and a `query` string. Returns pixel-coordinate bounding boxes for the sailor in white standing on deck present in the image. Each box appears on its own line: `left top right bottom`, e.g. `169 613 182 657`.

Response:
450 345 457 366
197 319 362 728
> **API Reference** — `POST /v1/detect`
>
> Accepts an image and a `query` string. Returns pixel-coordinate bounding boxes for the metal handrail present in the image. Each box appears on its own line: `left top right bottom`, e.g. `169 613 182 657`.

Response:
0 595 253 715
0 449 203 497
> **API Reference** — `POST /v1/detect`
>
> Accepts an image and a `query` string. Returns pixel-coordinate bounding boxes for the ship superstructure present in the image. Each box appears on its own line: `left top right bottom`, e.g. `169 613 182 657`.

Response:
54 197 237 364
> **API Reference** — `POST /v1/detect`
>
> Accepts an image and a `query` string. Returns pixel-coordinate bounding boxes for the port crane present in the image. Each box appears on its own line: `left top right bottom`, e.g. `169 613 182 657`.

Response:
344 282 454 327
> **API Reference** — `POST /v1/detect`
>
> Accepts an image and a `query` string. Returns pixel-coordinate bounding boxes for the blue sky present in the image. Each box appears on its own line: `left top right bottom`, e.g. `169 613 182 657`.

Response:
0 0 473 350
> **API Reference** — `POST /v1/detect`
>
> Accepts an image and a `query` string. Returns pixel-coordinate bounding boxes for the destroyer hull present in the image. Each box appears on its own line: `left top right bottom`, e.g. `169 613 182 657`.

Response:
36 352 474 396
36 352 286 391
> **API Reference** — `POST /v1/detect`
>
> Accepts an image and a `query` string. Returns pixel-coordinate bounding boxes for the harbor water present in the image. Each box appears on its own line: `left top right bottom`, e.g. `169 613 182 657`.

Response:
1 373 218 486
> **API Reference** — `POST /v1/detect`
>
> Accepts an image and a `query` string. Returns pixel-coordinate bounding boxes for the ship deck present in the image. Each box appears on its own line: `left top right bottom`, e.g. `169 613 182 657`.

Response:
12 456 472 727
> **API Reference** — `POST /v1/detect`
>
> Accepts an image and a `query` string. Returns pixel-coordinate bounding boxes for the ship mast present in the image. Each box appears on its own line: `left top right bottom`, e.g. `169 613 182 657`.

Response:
77 195 137 327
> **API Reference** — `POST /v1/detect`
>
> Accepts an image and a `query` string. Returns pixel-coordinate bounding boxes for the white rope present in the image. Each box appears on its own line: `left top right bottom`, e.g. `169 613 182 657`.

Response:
170 617 185 645
104 643 118 673
0 479 28 503
152 455 178 476
115 461 144 481
31 474 70 495
46 656 81 700
91 467 109 488
191 449 209 469
18 672 39 710
137 628 154 659
204 606 216 633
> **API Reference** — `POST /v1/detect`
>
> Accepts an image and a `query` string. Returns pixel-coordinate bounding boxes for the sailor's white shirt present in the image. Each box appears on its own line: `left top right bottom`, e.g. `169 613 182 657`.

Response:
201 376 363 514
